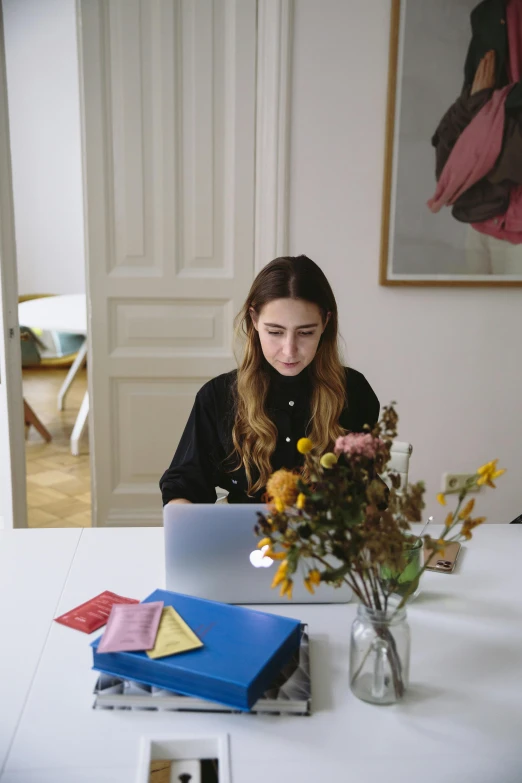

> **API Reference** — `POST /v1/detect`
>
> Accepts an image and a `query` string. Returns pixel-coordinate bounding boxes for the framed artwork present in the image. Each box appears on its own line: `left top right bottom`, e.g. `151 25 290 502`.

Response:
380 0 522 286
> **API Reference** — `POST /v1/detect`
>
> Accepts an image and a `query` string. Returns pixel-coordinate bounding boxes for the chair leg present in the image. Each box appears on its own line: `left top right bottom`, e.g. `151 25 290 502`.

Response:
71 391 89 456
23 399 52 443
58 338 88 411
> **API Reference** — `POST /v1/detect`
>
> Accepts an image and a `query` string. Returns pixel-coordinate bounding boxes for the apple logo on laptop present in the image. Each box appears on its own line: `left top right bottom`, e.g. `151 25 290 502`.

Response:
249 545 273 568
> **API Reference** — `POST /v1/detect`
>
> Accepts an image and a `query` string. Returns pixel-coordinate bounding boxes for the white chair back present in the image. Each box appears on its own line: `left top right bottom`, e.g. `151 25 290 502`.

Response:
381 441 413 495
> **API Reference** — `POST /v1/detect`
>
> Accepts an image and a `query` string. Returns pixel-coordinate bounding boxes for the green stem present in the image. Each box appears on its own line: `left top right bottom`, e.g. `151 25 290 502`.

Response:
356 573 373 607
313 553 366 603
367 565 383 610
394 547 438 612
353 562 374 607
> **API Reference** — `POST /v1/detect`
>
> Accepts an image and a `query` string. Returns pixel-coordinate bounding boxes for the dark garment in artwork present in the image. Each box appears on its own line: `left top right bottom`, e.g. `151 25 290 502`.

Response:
431 0 522 224
159 366 380 505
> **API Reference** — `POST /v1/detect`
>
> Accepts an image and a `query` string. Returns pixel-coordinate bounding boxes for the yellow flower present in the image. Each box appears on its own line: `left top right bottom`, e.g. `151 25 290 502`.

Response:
263 548 286 560
271 559 288 588
297 438 313 455
444 513 453 529
320 452 338 469
257 537 271 549
461 517 486 540
304 576 315 595
296 492 306 510
437 493 446 506
279 579 293 599
308 568 321 586
458 498 475 520
266 469 299 508
476 459 506 488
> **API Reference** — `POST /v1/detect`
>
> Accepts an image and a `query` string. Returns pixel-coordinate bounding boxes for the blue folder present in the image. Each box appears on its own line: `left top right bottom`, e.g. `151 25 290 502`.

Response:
91 589 302 711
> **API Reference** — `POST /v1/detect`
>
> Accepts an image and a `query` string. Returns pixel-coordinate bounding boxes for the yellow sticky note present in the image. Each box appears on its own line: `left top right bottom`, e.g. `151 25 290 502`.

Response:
146 606 203 659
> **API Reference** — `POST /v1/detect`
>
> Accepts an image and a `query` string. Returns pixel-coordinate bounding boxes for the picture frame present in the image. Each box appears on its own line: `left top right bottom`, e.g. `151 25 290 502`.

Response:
380 0 522 286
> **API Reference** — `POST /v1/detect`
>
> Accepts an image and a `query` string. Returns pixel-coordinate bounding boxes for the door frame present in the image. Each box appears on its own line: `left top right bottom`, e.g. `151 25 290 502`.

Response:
0 1 27 529
255 0 293 272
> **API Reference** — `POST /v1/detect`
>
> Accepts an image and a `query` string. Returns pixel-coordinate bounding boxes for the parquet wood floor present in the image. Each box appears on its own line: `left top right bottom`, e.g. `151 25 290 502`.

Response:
23 367 91 528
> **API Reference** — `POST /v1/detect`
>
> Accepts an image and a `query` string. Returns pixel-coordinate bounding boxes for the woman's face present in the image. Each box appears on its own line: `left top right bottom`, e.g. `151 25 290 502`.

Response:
251 298 329 376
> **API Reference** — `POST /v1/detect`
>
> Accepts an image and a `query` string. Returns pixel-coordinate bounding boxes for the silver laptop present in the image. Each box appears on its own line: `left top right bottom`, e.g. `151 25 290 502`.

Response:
163 503 353 604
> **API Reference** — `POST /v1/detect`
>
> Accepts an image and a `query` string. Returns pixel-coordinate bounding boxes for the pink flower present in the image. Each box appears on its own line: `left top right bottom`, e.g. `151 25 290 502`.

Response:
334 433 382 460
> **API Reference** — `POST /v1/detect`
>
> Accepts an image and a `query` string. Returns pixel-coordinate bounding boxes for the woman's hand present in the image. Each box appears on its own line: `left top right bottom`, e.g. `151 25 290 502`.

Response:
168 498 192 504
471 50 496 95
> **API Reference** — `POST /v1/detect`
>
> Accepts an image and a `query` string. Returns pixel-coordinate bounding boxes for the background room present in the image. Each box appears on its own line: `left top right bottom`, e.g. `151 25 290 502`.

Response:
4 0 90 528
0 0 520 529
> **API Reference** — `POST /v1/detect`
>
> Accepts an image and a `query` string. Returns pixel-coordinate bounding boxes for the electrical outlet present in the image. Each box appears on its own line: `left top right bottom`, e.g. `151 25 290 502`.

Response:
442 473 479 494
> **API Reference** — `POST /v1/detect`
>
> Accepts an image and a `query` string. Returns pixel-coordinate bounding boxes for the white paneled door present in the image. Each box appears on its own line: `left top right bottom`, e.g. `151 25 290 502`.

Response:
0 3 26 529
78 0 257 525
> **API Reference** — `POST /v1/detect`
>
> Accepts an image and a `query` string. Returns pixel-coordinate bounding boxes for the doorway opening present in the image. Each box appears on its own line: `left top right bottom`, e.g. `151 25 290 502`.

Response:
4 0 91 528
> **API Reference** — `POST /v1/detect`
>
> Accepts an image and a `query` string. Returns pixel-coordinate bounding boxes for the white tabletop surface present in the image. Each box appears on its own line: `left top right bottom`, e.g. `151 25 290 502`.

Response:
1 525 521 782
18 294 87 335
0 530 82 776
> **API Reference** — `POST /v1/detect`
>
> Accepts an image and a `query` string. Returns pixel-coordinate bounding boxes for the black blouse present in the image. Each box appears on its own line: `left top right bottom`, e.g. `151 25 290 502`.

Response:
159 366 380 506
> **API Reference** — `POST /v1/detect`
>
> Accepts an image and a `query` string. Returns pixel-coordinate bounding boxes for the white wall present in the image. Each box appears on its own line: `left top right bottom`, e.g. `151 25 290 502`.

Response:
3 0 85 296
289 0 522 524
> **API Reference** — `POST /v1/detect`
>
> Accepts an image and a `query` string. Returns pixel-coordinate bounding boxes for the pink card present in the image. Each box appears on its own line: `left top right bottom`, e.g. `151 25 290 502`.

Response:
54 591 139 634
97 601 164 653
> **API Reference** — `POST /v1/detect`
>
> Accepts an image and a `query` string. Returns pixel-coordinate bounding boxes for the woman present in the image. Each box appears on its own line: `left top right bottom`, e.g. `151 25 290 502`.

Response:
160 255 379 505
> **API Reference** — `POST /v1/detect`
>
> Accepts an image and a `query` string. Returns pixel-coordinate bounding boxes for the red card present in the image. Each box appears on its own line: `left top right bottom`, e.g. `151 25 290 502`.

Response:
54 590 139 634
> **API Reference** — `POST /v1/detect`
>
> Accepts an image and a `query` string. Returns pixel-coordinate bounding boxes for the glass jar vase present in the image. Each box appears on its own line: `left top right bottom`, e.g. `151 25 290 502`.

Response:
349 600 410 705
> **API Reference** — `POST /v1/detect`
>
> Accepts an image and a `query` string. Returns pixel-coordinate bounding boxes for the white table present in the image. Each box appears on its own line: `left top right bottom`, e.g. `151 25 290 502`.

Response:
0 529 82 776
18 294 89 455
1 525 521 782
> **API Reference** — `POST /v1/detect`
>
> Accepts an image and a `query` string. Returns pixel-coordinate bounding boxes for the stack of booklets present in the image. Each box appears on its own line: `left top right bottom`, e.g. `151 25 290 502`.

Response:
93 627 310 715
91 588 305 713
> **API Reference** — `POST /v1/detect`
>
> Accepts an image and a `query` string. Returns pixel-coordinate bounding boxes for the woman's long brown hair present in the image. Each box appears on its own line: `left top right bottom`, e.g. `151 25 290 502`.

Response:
230 256 347 496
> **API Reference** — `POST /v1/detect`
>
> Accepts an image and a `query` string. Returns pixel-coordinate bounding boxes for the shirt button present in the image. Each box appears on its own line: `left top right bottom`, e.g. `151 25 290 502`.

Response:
286 437 291 442
289 401 294 406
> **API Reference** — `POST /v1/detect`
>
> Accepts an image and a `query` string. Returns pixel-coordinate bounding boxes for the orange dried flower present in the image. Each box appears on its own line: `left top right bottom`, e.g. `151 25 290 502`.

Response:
266 469 299 507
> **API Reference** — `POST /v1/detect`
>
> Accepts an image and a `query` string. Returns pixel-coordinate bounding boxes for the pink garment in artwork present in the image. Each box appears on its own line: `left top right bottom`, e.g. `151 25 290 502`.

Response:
428 0 522 244
426 86 511 213
471 0 522 243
